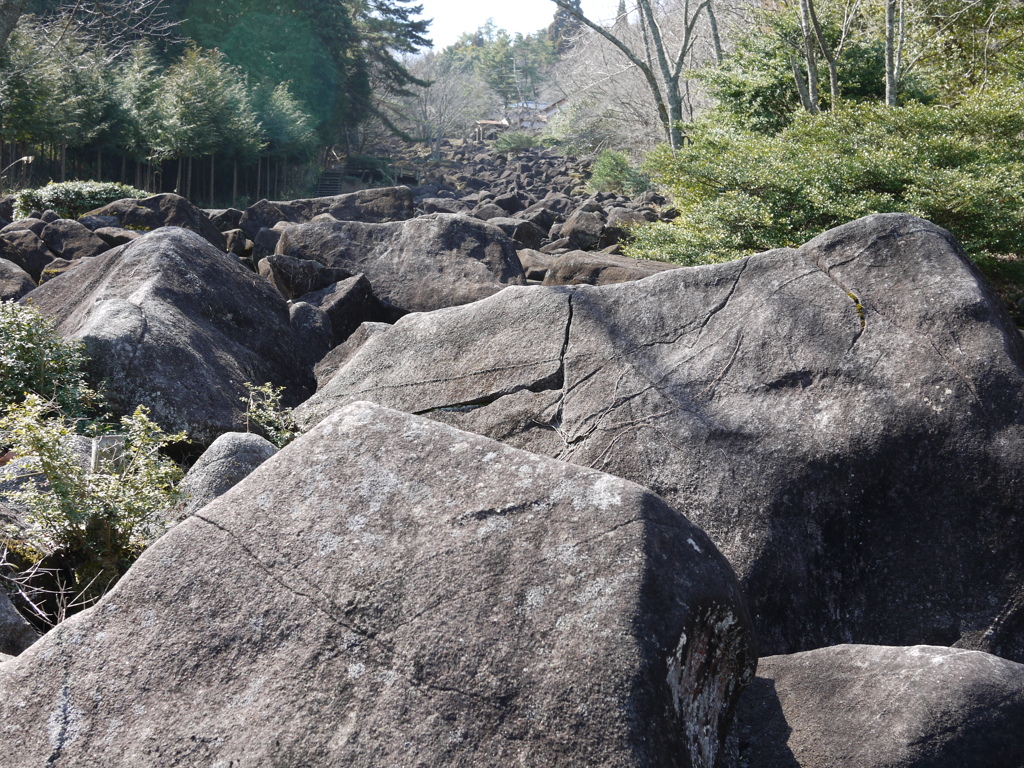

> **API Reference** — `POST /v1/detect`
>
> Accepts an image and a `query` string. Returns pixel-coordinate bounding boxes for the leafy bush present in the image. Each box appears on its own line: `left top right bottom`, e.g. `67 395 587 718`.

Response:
0 302 184 625
2 397 184 561
0 300 95 414
624 218 747 267
493 130 537 155
14 181 147 220
634 91 1024 271
1 397 184 621
589 150 649 196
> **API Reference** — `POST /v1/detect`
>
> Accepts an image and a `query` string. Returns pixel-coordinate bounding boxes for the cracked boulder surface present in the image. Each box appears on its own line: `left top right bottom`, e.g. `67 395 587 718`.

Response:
727 644 1024 768
276 212 526 315
298 214 1024 662
0 402 756 768
22 228 315 445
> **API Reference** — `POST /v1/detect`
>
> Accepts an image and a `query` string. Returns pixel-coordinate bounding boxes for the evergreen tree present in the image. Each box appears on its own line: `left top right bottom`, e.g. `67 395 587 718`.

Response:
548 0 582 54
153 46 262 196
112 44 162 171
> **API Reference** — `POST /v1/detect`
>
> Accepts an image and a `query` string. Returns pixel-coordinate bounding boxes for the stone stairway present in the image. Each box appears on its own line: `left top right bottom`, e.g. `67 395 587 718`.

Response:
313 169 345 197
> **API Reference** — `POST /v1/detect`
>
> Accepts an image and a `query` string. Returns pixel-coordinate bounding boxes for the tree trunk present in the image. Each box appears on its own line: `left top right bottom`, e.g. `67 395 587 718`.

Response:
552 0 675 147
233 161 238 206
175 155 182 195
807 0 840 105
210 154 215 206
895 0 906 96
257 156 262 200
97 142 102 181
799 0 821 113
790 54 816 113
706 1 723 65
885 0 897 105
60 143 66 181
186 156 193 201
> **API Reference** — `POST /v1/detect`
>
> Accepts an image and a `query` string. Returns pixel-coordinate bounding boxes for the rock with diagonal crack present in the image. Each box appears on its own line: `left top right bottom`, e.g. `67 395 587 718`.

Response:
0 402 756 768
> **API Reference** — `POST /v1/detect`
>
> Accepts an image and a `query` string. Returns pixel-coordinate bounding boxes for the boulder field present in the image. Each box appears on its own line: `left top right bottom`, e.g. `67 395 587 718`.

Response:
1 153 1023 766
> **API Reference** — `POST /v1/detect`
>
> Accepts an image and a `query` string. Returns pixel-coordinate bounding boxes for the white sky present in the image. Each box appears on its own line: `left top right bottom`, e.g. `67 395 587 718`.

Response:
414 0 623 50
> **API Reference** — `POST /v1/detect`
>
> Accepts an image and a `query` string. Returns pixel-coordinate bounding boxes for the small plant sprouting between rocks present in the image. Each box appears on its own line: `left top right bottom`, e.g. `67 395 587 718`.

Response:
0 397 185 626
241 381 298 448
2 397 185 557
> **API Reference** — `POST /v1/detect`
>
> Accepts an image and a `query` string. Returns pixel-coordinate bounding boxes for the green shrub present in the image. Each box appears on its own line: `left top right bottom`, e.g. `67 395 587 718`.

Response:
589 150 649 196
0 302 185 625
0 300 95 415
493 130 537 155
2 397 184 561
1 397 184 620
623 217 750 267
634 90 1024 270
14 181 147 220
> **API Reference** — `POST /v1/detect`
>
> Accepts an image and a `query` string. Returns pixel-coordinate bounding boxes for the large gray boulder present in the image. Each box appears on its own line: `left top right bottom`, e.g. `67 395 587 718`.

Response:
240 188 416 239
729 644 1024 768
0 228 54 282
313 321 392 387
0 402 756 768
24 228 314 445
277 213 526 314
0 257 34 300
238 198 290 240
299 274 389 347
257 253 352 301
296 214 1024 662
316 185 415 223
169 431 277 521
85 194 226 251
561 209 606 250
0 590 38 656
39 219 110 261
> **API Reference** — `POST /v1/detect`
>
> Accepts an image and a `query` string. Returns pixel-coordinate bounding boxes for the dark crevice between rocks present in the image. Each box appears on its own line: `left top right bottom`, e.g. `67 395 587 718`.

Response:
694 259 750 342
551 292 575 429
410 374 560 416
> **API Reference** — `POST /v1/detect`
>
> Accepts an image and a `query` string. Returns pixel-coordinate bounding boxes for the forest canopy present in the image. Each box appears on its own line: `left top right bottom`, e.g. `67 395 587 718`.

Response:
0 0 429 204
